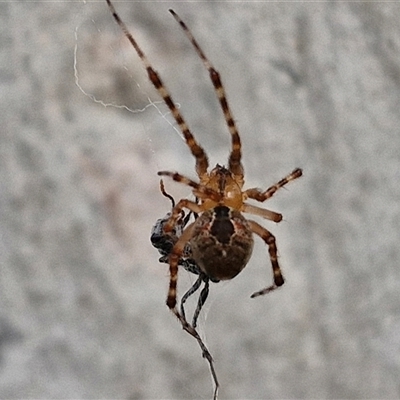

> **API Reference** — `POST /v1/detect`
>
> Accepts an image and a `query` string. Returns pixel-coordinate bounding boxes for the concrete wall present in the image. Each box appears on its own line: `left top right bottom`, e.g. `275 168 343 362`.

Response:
1 1 400 398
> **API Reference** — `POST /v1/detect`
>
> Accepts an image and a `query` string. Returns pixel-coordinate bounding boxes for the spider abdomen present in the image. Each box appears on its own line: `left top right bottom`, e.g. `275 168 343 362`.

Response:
190 206 254 281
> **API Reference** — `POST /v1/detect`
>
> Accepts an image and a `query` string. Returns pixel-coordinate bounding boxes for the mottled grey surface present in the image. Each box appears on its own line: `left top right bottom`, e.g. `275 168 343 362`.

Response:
1 1 400 399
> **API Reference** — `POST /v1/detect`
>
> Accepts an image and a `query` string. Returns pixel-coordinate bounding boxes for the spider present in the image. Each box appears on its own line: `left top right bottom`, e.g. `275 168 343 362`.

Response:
105 1 302 398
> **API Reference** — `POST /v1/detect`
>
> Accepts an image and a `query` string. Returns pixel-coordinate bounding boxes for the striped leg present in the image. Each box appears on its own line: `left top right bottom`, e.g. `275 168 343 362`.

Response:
248 220 284 298
169 10 243 179
158 171 221 203
166 222 195 309
245 168 302 202
105 0 209 179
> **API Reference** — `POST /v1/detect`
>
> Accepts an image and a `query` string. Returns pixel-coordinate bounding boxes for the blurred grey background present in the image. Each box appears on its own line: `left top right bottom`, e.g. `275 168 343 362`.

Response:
1 1 400 399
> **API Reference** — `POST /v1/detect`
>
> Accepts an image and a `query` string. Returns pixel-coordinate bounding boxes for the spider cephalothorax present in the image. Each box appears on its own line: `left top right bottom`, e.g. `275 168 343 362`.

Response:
106 1 302 398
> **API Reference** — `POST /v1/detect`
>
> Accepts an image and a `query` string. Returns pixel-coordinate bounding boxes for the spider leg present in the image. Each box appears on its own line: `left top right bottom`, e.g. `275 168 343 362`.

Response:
169 9 243 180
245 168 302 202
158 171 221 203
242 203 283 223
247 220 284 298
167 222 196 309
105 0 209 178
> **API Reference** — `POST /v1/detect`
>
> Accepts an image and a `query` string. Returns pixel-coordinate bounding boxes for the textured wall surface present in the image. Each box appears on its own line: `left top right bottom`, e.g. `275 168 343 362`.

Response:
1 1 400 399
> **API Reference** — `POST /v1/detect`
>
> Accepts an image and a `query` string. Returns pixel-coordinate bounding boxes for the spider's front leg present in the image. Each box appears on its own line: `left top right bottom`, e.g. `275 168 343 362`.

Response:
248 220 284 298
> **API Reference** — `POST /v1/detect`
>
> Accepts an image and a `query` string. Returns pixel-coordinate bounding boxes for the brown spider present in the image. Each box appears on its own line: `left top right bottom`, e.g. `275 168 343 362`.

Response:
105 1 302 398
